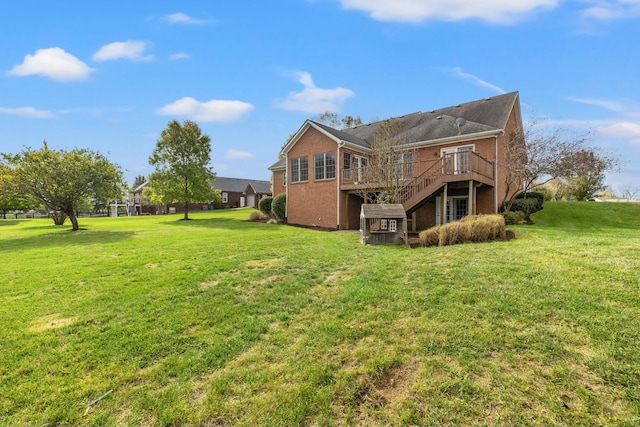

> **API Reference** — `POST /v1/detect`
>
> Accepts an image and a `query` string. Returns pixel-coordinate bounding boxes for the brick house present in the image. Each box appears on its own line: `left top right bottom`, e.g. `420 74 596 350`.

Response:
130 176 272 214
269 92 523 231
214 177 272 209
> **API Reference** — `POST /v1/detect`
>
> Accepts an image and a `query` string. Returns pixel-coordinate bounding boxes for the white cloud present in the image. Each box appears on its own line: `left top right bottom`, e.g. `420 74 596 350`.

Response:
567 97 625 112
0 106 57 119
156 97 255 122
581 0 640 21
164 12 215 25
568 97 640 118
275 71 355 114
598 122 640 144
93 40 154 62
8 47 94 82
338 0 558 24
169 52 190 60
225 149 254 160
447 67 506 94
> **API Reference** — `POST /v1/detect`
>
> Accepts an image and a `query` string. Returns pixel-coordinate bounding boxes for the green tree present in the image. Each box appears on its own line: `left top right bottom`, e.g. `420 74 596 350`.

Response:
502 119 616 209
132 175 147 188
148 120 217 220
316 112 363 129
560 149 617 201
0 162 33 219
3 142 125 230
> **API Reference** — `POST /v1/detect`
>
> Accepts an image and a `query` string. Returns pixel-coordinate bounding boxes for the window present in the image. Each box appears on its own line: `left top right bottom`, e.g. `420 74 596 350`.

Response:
222 192 228 203
290 157 308 183
394 152 413 179
343 152 352 180
282 171 287 186
314 152 336 180
344 152 352 169
380 219 387 230
389 219 397 233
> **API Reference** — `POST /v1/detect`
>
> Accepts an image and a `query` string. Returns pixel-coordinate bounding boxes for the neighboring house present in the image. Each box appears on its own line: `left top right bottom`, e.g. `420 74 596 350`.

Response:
129 180 153 215
214 177 272 209
129 177 272 214
269 91 524 231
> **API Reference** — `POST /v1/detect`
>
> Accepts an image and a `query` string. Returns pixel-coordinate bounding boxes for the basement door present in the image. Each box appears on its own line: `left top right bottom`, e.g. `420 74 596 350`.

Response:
436 196 469 225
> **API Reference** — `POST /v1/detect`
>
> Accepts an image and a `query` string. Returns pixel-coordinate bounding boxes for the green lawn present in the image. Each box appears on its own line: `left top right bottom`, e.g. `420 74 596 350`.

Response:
1 202 639 426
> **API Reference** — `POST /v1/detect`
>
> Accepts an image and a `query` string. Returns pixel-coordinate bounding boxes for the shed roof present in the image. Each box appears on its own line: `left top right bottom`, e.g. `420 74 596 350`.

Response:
360 204 407 218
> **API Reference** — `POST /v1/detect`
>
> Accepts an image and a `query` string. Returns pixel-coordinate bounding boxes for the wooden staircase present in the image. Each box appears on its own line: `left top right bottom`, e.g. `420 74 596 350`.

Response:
399 152 495 212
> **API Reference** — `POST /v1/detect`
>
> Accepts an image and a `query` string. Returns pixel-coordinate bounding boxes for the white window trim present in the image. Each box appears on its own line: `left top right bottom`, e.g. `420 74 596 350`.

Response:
314 152 336 181
290 156 309 183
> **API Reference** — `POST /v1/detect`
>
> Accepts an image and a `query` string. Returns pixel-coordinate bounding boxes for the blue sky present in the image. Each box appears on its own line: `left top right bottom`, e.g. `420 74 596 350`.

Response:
1 0 639 191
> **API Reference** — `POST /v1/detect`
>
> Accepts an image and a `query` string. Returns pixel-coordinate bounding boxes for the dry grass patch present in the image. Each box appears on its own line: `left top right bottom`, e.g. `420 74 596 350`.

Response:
29 314 76 332
244 258 283 270
200 280 218 290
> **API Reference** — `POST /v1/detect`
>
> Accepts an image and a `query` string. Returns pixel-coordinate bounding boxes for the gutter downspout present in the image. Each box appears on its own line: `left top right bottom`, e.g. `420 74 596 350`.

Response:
494 135 499 213
285 155 289 223
337 142 344 230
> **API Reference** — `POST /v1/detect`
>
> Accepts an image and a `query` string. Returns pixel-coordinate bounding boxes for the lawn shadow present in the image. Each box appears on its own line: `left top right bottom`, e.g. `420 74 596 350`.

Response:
0 229 135 250
0 219 30 227
165 217 280 232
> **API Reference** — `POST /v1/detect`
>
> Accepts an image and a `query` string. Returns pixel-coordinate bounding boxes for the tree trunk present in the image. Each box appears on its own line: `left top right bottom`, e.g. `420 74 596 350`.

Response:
50 210 67 225
69 212 80 231
183 202 189 220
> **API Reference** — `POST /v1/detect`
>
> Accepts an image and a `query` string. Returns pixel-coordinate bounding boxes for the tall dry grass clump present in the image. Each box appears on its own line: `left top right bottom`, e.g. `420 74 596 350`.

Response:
418 214 506 247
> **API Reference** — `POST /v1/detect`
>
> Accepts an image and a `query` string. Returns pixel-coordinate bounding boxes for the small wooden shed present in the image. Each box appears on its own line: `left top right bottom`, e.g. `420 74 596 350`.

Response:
360 204 407 245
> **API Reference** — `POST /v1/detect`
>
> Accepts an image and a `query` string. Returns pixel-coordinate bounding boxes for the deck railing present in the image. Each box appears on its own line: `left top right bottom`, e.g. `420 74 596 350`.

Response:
341 152 494 208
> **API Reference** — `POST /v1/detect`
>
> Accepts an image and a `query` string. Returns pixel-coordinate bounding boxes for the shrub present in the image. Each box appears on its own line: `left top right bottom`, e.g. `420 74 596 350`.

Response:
271 193 286 222
503 210 525 225
510 198 539 220
418 215 507 247
418 226 440 247
249 211 267 221
258 197 273 217
516 191 544 211
267 218 278 224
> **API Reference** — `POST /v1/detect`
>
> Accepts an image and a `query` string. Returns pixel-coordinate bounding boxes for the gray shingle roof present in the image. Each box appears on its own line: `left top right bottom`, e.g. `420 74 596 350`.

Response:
212 177 271 193
274 92 520 164
268 158 286 170
247 180 272 194
325 91 519 148
310 121 371 149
